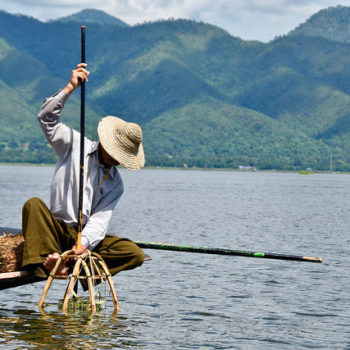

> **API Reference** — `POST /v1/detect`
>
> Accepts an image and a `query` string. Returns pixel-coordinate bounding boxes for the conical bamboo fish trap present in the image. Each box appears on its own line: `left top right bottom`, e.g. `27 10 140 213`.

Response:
38 250 119 313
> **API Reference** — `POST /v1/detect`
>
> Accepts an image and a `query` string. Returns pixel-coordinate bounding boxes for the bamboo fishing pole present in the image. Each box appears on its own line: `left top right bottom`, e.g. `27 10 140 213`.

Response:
76 25 86 251
134 241 323 263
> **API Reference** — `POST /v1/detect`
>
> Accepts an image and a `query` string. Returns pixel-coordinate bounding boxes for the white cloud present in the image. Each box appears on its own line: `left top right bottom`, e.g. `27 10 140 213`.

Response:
4 0 102 6
0 0 348 41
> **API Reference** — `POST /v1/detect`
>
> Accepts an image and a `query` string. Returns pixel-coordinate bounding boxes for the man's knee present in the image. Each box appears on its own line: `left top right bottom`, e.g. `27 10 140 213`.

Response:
97 237 145 270
131 246 145 267
23 197 45 214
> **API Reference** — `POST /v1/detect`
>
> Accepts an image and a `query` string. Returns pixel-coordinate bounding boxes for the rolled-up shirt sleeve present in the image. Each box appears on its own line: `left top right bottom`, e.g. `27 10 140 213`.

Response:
81 178 124 250
37 90 72 160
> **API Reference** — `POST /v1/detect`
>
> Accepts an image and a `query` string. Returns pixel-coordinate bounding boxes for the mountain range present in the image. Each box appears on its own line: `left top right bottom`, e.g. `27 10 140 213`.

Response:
0 7 349 170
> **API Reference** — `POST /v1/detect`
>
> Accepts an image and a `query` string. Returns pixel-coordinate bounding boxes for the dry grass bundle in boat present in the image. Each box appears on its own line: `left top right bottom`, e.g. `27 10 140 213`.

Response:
0 233 24 273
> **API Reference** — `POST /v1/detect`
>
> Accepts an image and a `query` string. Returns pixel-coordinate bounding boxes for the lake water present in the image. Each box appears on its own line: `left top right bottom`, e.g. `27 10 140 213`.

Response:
0 165 349 349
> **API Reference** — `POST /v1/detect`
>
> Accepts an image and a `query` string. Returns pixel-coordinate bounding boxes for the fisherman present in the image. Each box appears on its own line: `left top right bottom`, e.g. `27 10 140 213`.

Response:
21 63 145 277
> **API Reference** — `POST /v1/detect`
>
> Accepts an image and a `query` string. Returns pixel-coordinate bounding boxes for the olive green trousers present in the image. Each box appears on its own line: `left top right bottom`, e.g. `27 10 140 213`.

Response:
21 197 144 278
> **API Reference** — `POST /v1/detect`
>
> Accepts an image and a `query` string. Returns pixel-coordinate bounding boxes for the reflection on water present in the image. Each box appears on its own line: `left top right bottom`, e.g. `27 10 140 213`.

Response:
0 302 143 349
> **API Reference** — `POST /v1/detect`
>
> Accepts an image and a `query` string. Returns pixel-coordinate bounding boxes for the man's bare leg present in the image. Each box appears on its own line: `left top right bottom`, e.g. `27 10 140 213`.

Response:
43 252 68 276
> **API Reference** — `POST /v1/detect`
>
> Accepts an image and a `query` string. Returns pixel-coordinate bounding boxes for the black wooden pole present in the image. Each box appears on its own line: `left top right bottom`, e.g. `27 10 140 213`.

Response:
77 25 86 250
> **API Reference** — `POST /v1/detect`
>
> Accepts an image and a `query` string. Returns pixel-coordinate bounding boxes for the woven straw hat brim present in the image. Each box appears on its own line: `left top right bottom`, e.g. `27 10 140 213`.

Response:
98 116 145 171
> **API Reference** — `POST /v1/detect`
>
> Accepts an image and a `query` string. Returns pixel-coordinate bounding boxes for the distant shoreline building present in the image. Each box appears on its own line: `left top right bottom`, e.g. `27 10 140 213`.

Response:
238 165 257 171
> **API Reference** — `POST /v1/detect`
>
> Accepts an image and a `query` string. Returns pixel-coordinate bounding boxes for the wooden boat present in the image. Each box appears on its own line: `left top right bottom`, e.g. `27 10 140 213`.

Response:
0 226 152 291
0 271 45 290
0 226 46 290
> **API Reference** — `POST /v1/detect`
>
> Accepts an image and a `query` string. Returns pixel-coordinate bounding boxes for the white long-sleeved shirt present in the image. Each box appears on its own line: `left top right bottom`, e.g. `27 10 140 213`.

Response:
38 90 124 250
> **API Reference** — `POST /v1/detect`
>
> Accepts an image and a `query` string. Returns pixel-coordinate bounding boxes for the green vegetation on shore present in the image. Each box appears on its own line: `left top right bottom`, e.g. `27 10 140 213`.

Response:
0 6 350 171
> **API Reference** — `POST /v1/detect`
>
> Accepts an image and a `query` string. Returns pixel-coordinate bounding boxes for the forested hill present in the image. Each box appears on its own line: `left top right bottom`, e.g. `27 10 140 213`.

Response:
289 5 350 43
0 6 350 170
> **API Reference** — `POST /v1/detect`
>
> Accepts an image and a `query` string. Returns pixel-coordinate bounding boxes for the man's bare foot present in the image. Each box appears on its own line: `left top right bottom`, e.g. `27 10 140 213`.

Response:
43 252 68 276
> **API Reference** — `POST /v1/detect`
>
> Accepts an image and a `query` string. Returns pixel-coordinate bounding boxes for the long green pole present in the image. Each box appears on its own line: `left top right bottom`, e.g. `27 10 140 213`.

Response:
134 241 323 263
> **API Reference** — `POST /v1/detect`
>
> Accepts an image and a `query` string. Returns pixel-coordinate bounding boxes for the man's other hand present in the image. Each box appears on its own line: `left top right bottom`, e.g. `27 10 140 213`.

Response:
71 243 88 255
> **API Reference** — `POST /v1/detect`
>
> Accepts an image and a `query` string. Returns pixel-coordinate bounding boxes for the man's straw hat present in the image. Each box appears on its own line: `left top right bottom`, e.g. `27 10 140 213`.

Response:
97 116 145 170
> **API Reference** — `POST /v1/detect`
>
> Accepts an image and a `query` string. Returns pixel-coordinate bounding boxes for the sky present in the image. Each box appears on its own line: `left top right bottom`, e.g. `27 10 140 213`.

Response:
0 0 349 42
